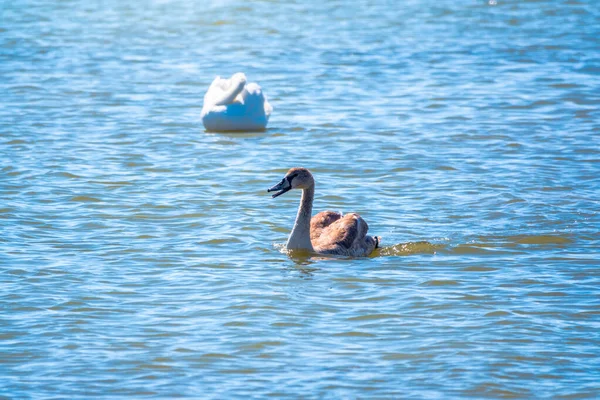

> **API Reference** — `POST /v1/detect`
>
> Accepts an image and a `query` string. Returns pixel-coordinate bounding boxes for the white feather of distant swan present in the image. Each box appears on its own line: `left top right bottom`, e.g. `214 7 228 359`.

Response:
201 73 272 132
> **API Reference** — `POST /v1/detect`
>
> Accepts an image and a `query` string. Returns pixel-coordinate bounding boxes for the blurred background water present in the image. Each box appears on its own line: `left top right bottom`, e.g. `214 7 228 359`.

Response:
1 0 599 398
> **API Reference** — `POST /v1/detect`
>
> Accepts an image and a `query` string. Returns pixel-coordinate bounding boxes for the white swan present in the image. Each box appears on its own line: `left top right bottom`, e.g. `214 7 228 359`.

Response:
201 73 272 132
268 167 380 257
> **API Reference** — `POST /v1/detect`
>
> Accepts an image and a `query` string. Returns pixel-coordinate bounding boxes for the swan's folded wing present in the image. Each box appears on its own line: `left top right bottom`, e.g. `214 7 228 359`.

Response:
310 211 342 242
315 213 369 250
202 77 222 109
240 83 272 117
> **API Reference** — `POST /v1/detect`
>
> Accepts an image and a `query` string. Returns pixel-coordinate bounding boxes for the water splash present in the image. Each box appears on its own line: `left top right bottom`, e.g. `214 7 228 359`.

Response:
375 241 445 257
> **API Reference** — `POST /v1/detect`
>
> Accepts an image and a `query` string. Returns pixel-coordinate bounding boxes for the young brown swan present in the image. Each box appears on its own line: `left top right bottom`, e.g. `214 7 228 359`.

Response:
268 167 380 257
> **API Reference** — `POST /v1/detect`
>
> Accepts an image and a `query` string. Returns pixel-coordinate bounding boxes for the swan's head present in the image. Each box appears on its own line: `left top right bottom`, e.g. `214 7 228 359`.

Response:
229 72 247 87
268 167 314 198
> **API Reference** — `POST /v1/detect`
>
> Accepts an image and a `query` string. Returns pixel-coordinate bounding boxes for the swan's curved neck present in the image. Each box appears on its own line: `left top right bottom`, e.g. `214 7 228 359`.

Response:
287 185 314 251
213 80 244 106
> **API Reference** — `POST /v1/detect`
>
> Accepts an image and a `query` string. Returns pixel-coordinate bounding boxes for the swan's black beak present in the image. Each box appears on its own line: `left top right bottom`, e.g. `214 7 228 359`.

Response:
268 178 292 198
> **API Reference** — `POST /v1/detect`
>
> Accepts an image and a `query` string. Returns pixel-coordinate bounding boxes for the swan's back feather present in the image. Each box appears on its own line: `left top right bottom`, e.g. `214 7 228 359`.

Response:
310 211 342 242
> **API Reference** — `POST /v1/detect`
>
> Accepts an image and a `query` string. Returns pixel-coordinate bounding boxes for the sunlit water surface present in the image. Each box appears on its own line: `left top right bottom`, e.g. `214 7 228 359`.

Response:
1 0 599 398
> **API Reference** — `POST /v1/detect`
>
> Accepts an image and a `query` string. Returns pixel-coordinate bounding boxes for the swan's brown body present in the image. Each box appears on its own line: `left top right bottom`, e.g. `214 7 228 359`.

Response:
268 168 379 257
310 211 379 256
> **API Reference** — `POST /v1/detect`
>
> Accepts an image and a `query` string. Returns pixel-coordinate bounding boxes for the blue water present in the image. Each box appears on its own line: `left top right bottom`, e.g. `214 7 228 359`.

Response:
1 0 599 398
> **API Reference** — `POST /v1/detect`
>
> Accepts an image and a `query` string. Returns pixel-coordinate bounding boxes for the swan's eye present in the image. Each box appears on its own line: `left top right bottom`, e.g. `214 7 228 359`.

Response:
286 173 298 185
